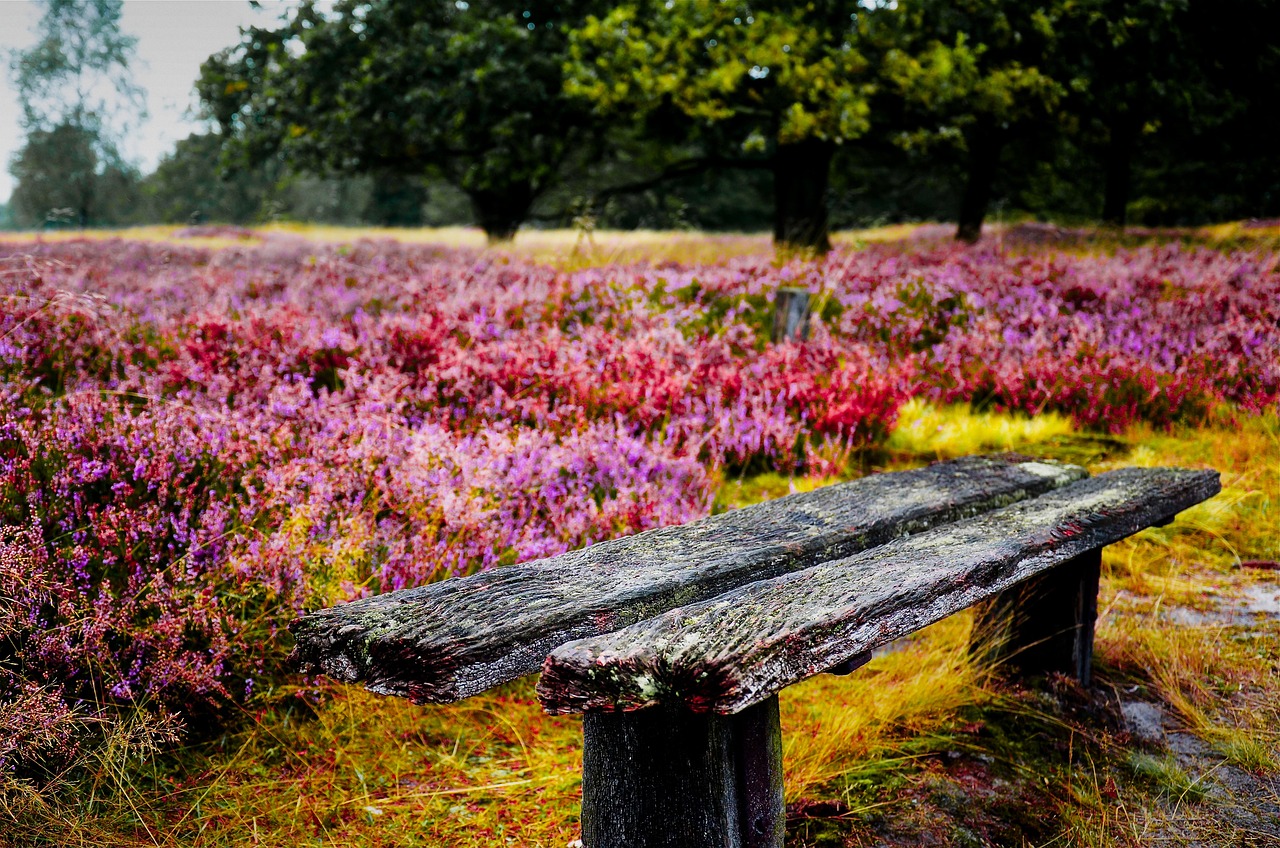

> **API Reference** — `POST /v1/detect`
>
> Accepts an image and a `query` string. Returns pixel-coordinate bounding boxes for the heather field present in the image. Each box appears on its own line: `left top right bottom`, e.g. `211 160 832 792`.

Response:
1 225 1278 846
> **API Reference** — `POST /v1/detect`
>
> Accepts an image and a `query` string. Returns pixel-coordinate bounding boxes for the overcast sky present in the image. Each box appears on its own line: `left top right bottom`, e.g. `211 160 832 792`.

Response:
0 0 299 201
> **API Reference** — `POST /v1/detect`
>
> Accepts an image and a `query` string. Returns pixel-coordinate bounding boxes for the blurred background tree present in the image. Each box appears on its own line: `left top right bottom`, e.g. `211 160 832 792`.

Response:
877 0 1070 241
1125 0 1280 225
1057 0 1205 227
565 0 878 252
9 123 141 228
140 131 271 225
199 0 600 242
7 0 144 227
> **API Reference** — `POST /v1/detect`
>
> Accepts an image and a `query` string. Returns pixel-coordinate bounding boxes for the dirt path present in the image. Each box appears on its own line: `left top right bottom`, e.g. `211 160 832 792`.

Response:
1118 571 1280 845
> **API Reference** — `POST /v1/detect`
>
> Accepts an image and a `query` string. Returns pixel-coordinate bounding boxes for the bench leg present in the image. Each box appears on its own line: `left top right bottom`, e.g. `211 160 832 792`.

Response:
580 695 784 848
971 547 1101 685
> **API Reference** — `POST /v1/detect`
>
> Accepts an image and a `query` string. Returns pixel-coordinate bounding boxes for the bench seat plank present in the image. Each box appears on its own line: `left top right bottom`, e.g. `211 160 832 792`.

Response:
290 455 1086 703
538 467 1220 716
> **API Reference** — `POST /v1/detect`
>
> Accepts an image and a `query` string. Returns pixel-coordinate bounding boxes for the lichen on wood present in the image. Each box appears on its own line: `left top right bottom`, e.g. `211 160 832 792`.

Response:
289 454 1087 703
537 467 1220 716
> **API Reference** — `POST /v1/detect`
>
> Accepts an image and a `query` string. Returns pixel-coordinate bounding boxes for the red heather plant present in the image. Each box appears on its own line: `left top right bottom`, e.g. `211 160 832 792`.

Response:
0 232 1276 772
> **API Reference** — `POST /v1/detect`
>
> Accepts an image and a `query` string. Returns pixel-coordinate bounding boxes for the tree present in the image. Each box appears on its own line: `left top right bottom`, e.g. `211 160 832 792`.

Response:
8 0 144 226
199 0 598 243
8 122 142 228
364 172 428 228
565 0 878 253
10 123 97 227
141 132 276 224
1126 0 1280 224
1059 0 1204 226
879 0 1068 241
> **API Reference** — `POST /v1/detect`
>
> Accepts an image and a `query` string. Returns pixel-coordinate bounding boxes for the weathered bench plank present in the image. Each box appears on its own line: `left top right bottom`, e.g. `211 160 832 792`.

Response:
290 455 1085 704
538 467 1220 716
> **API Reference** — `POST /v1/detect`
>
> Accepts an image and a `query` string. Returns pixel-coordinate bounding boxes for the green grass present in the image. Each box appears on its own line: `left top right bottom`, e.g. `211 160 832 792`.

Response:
1126 753 1208 804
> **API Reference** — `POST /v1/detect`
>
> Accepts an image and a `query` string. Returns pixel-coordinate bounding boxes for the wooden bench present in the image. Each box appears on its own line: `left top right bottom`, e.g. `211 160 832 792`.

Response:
290 455 1219 847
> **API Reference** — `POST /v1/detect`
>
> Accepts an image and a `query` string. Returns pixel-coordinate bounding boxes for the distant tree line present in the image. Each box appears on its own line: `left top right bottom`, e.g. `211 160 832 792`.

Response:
6 0 1279 251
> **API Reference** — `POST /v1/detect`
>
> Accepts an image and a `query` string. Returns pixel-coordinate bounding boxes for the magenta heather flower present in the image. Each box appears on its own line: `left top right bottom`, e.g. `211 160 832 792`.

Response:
0 232 1275 765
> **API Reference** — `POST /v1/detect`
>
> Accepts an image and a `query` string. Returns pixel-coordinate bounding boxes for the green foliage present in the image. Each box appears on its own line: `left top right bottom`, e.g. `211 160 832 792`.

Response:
880 0 1068 150
1064 0 1197 127
8 124 97 228
9 0 142 134
8 123 140 228
883 40 1062 148
567 0 874 148
198 0 599 241
2 0 1274 233
140 133 459 227
141 132 274 225
868 0 1280 230
873 0 1075 239
565 1 886 251
1055 0 1205 224
1120 0 1280 225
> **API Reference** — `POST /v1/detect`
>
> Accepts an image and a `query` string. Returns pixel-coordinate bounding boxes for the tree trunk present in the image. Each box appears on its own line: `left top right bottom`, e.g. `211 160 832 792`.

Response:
1102 115 1139 227
468 183 534 244
773 139 835 255
955 122 1004 244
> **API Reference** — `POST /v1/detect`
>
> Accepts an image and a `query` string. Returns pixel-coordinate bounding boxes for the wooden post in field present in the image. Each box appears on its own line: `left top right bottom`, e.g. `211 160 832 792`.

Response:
580 696 785 848
771 287 811 342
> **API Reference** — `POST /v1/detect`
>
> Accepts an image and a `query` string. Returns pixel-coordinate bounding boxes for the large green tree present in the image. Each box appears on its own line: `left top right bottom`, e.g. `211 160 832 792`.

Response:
565 0 878 253
879 0 1069 241
7 0 143 226
1062 0 1205 226
199 0 598 242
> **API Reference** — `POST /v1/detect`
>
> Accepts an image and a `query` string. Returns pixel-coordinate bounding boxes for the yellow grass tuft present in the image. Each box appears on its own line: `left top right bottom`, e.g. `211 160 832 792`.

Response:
886 398 1076 459
780 613 988 804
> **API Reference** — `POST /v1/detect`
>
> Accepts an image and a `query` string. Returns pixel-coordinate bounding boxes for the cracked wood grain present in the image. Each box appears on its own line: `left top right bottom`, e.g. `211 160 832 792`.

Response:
581 696 784 848
538 467 1220 716
289 454 1086 703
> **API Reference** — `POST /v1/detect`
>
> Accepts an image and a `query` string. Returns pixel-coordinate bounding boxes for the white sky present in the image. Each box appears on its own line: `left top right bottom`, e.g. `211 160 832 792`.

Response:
0 0 300 201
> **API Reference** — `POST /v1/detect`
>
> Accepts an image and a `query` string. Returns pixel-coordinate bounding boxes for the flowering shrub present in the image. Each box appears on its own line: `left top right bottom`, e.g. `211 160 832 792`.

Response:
831 242 1280 428
0 233 1276 770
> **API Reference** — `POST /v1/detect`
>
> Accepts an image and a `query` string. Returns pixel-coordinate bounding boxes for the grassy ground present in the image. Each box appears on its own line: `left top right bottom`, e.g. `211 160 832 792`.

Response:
6 217 1279 264
5 401 1276 847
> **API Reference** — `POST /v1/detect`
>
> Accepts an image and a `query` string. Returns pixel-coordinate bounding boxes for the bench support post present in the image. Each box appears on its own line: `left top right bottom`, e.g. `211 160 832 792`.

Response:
581 695 784 848
971 547 1101 685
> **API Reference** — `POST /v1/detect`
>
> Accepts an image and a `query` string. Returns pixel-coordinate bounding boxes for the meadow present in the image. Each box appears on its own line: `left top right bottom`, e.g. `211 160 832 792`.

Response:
1 223 1277 846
